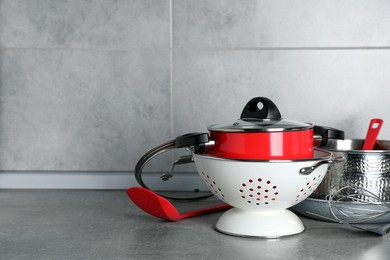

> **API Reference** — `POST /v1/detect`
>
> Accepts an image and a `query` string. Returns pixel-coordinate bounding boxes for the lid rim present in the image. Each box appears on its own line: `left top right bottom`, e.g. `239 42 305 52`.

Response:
207 126 313 133
207 119 313 132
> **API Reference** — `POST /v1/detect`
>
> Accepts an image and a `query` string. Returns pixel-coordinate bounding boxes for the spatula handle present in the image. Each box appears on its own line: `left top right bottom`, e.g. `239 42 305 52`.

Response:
180 204 232 219
362 118 383 150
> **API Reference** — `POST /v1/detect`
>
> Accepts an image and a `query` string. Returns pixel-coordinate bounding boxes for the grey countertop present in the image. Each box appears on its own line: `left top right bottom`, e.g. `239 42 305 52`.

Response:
1 190 389 260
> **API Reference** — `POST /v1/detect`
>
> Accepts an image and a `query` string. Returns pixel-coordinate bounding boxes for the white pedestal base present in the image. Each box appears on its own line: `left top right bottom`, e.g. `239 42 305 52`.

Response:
215 208 305 238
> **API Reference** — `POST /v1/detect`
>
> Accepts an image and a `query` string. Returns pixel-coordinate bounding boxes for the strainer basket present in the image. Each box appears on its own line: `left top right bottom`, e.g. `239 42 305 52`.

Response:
193 150 337 238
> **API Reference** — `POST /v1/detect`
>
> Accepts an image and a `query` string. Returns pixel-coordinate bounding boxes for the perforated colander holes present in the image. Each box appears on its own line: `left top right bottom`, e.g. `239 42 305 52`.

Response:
201 172 225 200
239 178 279 206
295 175 321 202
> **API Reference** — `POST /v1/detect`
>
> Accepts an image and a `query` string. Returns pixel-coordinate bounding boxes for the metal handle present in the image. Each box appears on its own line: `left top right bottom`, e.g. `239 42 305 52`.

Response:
134 139 176 188
313 126 345 147
134 133 209 189
299 156 345 175
160 155 193 181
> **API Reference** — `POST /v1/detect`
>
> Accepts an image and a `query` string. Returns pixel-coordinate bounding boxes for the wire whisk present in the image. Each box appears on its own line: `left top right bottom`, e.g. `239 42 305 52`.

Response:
327 185 390 224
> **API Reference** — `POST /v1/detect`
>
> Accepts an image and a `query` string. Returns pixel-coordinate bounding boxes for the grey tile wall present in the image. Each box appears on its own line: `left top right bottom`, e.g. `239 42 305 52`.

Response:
0 0 170 48
0 48 170 171
173 0 390 48
172 49 390 138
1 0 390 172
0 0 171 171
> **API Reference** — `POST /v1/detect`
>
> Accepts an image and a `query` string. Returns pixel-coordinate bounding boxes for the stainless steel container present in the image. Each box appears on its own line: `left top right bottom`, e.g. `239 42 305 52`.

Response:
310 139 390 202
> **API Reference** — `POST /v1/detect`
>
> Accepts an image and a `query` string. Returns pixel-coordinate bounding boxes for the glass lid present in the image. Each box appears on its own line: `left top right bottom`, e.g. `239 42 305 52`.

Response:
208 97 312 132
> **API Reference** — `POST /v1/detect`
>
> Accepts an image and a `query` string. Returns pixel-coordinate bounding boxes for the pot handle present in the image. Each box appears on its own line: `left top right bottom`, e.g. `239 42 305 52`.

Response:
134 132 209 190
314 126 345 147
240 97 282 120
299 156 345 175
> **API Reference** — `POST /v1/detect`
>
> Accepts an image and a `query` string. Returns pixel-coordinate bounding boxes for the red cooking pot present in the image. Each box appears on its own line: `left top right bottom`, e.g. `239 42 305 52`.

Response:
176 97 344 160
134 96 344 198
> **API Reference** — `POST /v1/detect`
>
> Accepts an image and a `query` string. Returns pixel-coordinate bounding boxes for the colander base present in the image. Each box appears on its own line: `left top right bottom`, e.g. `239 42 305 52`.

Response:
215 208 305 238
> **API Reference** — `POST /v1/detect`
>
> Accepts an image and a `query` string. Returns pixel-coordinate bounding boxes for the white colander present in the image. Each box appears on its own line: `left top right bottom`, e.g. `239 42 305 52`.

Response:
193 150 336 238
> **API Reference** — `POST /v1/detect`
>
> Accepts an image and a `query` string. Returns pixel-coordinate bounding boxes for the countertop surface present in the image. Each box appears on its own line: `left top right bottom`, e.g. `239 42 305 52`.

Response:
1 190 390 260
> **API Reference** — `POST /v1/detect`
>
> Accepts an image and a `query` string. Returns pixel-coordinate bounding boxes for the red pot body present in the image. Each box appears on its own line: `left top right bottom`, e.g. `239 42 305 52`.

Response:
208 129 314 160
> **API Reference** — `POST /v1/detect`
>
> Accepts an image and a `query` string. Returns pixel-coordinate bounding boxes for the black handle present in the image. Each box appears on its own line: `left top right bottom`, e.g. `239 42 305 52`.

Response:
175 132 209 148
314 126 345 147
240 97 282 120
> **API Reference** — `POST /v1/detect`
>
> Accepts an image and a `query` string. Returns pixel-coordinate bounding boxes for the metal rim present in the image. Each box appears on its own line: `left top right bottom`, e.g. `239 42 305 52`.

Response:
323 139 390 153
192 149 332 163
133 139 213 200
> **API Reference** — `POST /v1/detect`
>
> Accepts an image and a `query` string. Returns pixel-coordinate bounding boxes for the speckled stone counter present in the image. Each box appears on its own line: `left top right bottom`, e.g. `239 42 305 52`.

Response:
0 190 389 260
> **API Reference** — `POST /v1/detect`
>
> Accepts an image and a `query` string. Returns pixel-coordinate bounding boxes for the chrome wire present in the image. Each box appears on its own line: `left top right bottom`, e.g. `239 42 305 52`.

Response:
327 185 390 224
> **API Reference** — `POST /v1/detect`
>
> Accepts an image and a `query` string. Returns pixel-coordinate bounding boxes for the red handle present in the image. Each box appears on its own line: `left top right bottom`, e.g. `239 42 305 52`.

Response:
362 118 383 150
179 203 232 219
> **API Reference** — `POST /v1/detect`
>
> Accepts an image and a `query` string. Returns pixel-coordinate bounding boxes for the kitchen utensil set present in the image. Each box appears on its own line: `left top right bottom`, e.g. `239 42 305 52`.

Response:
127 96 389 237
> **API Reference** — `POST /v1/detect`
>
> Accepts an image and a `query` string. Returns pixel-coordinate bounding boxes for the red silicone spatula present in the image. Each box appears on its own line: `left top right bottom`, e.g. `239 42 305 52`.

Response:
362 118 383 150
126 187 231 221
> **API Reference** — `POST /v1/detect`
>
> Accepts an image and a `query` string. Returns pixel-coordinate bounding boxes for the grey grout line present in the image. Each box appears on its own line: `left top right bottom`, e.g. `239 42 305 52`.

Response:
169 0 175 165
2 46 390 52
0 46 171 52
170 0 173 49
173 46 390 51
170 0 174 139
